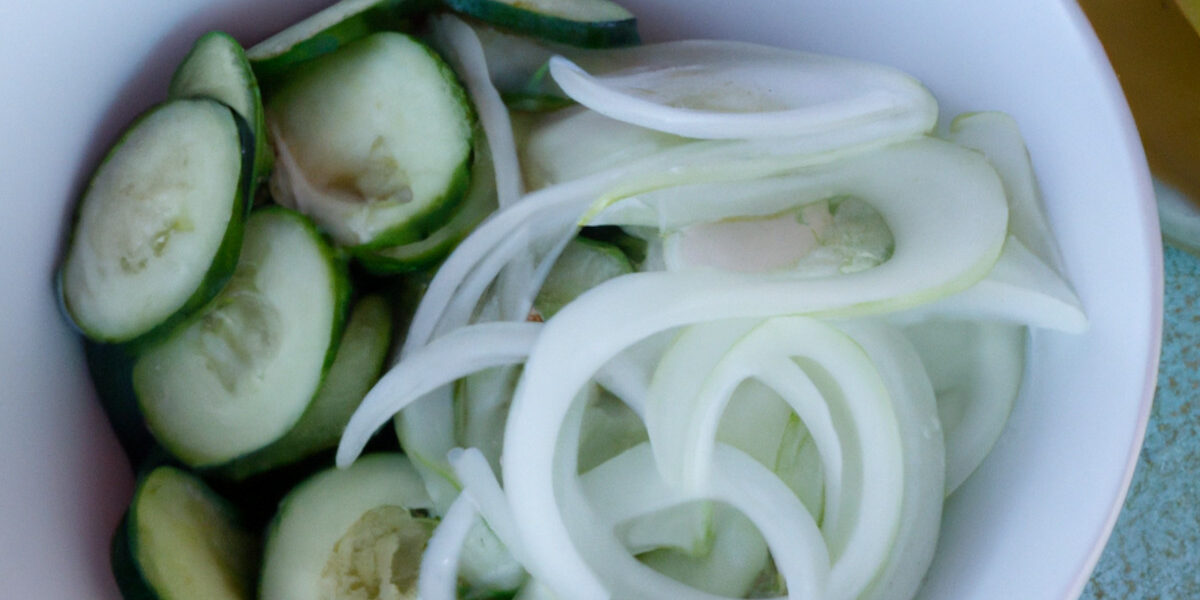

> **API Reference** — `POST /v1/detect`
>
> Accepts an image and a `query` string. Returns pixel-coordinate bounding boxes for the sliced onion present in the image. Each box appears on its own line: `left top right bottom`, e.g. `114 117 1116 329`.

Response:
419 494 479 600
551 40 937 142
648 317 903 600
449 447 528 565
836 320 944 600
576 442 831 600
891 236 1087 333
337 322 541 467
947 111 1065 273
900 319 1024 497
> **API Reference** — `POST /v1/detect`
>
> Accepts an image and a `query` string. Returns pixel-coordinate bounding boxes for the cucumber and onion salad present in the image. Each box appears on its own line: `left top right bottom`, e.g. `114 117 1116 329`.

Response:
55 0 1085 599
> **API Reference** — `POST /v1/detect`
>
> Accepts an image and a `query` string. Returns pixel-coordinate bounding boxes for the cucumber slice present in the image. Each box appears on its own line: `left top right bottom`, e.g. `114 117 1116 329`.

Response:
133 208 349 468
268 32 475 248
170 31 273 183
357 132 499 273
59 98 250 344
220 294 393 480
532 236 633 319
111 466 259 600
247 0 431 84
259 454 437 600
84 340 156 466
444 0 639 48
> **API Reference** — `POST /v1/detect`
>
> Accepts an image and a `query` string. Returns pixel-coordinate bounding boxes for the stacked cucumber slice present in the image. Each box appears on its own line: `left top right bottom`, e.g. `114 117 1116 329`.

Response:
132 208 350 468
60 2 642 599
266 31 475 248
112 467 260 600
59 98 250 345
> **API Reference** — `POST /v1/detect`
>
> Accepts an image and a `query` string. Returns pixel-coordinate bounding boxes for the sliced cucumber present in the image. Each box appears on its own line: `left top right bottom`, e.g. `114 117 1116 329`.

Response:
357 131 499 273
268 32 475 248
170 30 273 183
133 208 349 468
259 454 437 600
220 294 393 480
532 236 633 319
84 340 155 466
59 98 250 344
247 0 431 84
111 466 259 600
444 0 639 48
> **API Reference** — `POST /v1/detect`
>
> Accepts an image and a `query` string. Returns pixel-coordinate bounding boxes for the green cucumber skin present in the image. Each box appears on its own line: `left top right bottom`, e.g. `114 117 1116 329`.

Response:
579 225 649 266
217 294 393 481
443 0 639 48
170 31 274 185
84 341 156 467
135 206 352 470
269 33 478 250
111 466 259 600
57 100 255 347
352 200 482 272
278 206 356 391
351 149 475 251
355 131 497 273
349 37 478 250
533 236 634 318
502 90 575 113
111 515 160 600
250 0 438 87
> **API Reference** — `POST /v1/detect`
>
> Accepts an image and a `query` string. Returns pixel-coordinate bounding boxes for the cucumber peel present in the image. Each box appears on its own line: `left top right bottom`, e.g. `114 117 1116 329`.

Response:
443 0 639 48
112 466 260 600
219 294 393 480
356 131 499 273
59 98 253 345
248 0 434 85
267 32 476 248
533 236 633 319
259 454 437 600
133 208 350 468
171 30 274 183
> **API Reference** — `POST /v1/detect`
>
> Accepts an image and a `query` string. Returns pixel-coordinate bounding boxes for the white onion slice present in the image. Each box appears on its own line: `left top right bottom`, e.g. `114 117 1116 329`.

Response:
891 236 1087 333
901 319 1024 496
449 447 528 564
419 494 478 600
648 317 903 600
836 320 944 600
337 322 541 467
551 40 937 141
502 137 1007 596
427 14 523 208
948 111 1065 273
577 442 830 600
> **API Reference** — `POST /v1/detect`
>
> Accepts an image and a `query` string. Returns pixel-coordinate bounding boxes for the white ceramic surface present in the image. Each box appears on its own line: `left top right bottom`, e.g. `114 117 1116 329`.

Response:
0 1 1159 598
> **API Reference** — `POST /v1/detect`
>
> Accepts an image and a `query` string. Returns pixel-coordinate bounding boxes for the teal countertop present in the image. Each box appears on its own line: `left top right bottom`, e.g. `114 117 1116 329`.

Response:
1084 243 1200 598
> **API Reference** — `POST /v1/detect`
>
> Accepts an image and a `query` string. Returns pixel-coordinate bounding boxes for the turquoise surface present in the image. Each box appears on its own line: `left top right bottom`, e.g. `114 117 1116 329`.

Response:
1084 244 1200 598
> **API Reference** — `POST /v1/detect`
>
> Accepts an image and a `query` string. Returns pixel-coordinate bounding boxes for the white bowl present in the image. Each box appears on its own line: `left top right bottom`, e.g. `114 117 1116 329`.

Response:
0 0 1160 598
